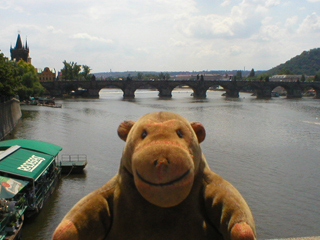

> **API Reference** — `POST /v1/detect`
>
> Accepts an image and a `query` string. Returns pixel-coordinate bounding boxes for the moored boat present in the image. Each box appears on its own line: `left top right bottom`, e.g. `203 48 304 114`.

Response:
21 97 62 108
0 139 62 239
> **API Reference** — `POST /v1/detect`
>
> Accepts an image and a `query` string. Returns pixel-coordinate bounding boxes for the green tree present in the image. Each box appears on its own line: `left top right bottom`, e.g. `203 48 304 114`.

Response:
62 61 92 80
236 71 242 80
249 68 255 78
61 61 72 80
137 72 144 80
257 73 270 81
15 60 44 100
61 61 81 80
72 62 81 80
158 72 171 80
143 74 158 81
0 52 18 99
158 72 165 80
81 65 92 80
314 75 320 82
0 52 45 100
278 69 293 75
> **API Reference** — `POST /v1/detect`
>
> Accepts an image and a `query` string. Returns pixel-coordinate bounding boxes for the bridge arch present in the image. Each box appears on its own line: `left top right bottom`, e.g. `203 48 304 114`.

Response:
271 83 302 98
300 83 320 98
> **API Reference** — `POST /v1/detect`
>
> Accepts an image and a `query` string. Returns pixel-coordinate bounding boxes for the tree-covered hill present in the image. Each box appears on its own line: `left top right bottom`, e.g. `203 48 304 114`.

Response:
266 48 320 76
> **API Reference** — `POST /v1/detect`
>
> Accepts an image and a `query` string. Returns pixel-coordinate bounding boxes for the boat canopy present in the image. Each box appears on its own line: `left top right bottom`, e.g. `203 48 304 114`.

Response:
0 139 62 181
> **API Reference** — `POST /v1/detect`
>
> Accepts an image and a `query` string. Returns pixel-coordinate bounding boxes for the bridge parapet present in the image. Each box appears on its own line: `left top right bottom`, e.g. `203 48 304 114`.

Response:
40 80 320 99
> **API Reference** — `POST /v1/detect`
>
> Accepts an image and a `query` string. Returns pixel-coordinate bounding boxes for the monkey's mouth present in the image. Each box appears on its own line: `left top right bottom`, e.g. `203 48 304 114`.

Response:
136 169 191 187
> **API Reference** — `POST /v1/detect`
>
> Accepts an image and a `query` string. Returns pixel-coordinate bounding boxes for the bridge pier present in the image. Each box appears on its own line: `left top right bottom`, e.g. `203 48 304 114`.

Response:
158 87 173 98
123 88 136 98
255 87 272 99
225 89 239 98
122 82 137 98
191 81 209 98
86 89 100 98
220 81 240 98
192 88 208 98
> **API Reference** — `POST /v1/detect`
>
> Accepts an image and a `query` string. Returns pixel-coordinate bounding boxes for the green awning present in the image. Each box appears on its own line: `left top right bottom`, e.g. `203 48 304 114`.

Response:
0 139 62 156
0 139 62 181
0 176 29 199
0 148 56 181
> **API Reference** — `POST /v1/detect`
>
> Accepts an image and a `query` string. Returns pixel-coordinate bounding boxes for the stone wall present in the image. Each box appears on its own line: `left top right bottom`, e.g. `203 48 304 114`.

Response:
0 98 22 140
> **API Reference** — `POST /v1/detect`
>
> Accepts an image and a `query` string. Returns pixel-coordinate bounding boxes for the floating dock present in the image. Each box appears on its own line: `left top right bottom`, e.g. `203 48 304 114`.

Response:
60 154 87 174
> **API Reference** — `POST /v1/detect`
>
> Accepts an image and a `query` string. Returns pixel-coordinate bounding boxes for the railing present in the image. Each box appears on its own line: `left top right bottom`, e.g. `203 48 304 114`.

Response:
60 154 87 162
32 165 61 211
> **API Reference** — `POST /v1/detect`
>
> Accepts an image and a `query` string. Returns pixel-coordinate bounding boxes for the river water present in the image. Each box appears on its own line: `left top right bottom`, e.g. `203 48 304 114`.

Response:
5 89 320 239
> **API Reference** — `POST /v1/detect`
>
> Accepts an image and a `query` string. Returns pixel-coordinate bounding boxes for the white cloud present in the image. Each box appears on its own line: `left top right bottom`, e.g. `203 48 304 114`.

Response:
286 16 299 27
0 1 23 11
177 15 235 38
71 33 113 44
285 16 299 32
259 24 283 41
221 0 231 7
0 1 10 9
227 45 243 56
46 26 63 34
298 12 320 33
264 0 281 7
169 38 188 47
177 0 268 40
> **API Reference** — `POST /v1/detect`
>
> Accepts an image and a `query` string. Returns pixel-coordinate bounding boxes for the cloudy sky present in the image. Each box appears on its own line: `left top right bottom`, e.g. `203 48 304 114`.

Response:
1 0 320 73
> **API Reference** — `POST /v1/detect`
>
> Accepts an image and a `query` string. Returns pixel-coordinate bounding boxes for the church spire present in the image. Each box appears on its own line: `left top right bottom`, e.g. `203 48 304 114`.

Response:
10 33 30 62
15 34 23 49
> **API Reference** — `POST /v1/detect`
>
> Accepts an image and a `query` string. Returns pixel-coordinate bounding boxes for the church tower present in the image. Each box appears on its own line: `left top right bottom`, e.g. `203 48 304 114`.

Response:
10 34 31 63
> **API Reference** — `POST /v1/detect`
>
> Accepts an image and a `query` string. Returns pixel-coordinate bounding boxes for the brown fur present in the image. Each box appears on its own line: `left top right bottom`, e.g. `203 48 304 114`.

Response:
53 111 256 240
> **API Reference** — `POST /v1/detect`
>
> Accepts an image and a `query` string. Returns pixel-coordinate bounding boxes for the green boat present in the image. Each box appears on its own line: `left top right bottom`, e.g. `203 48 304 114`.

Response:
0 139 62 240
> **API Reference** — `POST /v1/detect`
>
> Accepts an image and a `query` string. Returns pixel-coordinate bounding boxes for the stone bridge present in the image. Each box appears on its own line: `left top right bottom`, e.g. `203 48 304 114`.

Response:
40 79 320 99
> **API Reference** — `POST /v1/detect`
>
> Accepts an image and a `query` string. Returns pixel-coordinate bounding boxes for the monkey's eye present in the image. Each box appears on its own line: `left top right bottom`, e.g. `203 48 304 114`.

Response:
176 129 183 138
141 130 148 139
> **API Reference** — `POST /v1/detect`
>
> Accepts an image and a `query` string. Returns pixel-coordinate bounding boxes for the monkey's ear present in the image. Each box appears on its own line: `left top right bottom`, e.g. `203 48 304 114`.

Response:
190 122 206 143
117 120 135 141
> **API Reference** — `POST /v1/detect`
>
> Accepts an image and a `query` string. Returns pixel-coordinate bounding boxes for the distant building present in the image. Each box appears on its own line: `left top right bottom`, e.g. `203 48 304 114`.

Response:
37 67 56 82
10 34 31 63
270 75 302 82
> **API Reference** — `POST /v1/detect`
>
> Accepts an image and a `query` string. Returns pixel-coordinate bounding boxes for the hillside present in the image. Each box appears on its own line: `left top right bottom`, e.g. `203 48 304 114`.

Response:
266 48 320 76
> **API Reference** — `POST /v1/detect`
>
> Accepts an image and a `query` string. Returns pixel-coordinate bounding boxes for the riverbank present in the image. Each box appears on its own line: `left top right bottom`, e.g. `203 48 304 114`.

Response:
0 98 22 140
